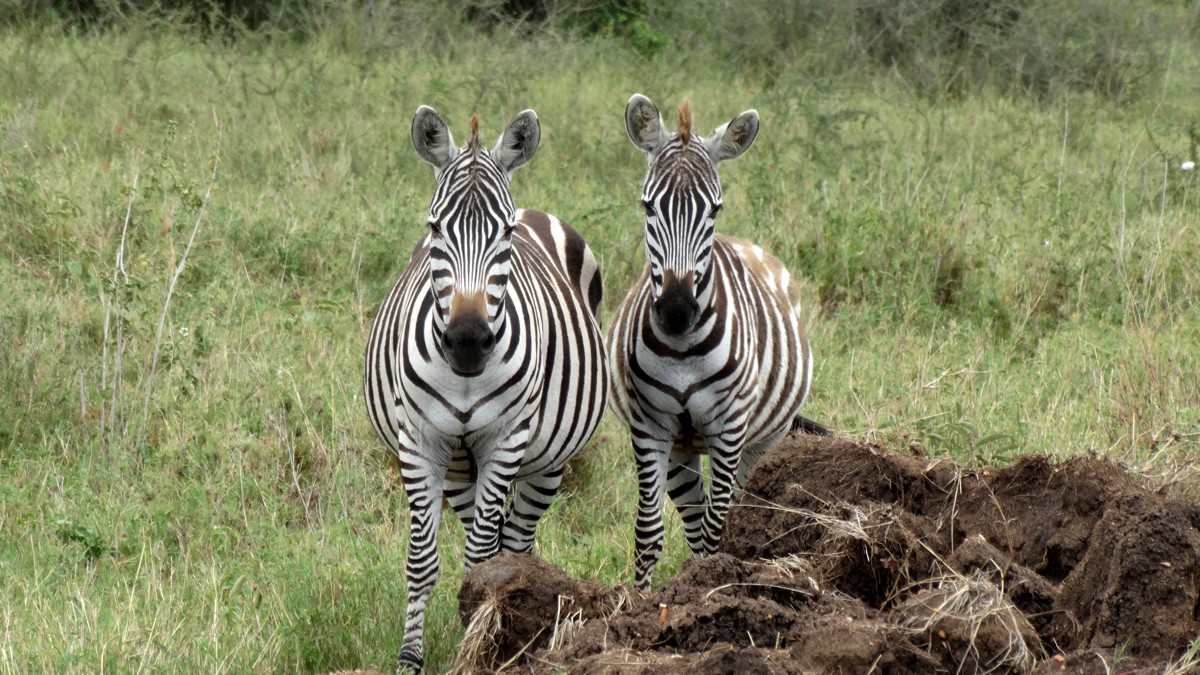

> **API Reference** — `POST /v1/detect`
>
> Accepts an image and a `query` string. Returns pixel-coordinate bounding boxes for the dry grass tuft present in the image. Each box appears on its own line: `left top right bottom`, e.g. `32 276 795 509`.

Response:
1162 636 1200 675
448 595 503 675
894 571 1042 674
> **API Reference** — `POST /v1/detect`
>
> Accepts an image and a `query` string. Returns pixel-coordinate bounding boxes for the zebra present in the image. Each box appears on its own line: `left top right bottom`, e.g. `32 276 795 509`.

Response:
364 105 609 674
607 94 822 590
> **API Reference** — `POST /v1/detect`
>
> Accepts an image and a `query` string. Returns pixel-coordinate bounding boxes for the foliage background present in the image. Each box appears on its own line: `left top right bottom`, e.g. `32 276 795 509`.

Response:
1 0 1198 671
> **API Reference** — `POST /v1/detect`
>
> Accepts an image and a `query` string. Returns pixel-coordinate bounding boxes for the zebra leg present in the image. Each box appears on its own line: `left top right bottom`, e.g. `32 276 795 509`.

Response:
396 451 448 675
463 451 522 569
633 436 672 590
735 428 788 495
444 447 477 530
500 468 564 554
698 440 744 556
666 451 708 558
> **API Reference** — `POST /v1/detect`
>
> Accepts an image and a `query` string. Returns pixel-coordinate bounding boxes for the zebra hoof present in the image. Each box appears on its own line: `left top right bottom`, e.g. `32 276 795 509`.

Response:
395 650 423 675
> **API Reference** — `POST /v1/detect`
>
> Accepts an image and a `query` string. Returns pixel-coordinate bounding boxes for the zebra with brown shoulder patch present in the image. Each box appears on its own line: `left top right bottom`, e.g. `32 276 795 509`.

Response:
608 94 824 590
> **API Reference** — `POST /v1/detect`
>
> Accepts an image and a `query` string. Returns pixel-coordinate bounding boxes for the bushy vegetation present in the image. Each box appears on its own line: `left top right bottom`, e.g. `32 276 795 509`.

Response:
1 1 1198 672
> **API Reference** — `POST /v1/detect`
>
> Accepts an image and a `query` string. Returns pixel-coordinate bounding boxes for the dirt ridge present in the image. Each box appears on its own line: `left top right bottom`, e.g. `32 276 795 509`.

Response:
455 435 1200 674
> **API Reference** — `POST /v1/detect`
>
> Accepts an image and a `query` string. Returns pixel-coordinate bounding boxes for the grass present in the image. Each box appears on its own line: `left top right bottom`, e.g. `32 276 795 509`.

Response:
1 5 1199 672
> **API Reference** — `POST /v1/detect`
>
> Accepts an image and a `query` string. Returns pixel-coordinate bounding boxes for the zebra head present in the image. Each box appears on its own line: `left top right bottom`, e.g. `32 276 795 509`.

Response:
625 94 759 336
411 105 541 376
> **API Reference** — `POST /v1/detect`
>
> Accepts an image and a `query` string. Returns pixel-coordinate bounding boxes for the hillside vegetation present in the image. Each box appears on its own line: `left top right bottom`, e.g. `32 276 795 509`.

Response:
1 1 1198 671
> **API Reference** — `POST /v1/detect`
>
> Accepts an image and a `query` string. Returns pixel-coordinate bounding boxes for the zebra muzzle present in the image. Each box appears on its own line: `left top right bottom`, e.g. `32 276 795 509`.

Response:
441 315 496 376
653 272 700 336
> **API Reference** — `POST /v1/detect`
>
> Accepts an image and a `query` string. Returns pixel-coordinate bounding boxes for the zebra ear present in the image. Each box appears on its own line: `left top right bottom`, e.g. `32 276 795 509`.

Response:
626 94 666 157
412 105 457 171
707 110 760 165
493 109 540 176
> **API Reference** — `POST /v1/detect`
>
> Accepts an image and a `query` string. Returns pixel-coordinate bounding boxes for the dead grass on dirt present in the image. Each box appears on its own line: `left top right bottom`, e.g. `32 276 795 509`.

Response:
1162 638 1200 675
449 595 505 675
895 571 1043 674
738 496 1042 673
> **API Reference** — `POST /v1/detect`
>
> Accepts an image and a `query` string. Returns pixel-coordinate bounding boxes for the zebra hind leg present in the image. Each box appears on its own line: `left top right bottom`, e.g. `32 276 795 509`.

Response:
462 453 521 569
444 447 477 531
500 468 564 554
666 451 708 558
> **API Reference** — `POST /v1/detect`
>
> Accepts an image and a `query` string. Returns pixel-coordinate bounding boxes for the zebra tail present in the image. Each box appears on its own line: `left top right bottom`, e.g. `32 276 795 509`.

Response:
791 415 830 436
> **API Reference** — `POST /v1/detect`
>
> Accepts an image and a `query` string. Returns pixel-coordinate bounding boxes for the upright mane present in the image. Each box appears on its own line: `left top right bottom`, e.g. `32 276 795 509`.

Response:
467 114 482 154
676 100 692 143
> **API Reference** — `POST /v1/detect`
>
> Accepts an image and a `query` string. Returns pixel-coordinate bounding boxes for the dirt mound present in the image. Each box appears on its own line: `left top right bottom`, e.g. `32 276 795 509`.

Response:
455 436 1200 674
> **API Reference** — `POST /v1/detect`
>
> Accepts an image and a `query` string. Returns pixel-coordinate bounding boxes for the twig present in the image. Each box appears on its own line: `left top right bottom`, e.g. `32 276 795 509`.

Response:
102 168 139 453
136 116 222 453
1056 105 1068 211
702 581 814 600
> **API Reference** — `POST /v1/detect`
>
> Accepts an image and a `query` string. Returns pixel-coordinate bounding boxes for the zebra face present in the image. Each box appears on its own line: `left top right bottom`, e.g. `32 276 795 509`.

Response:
640 156 721 336
626 94 760 337
412 106 540 375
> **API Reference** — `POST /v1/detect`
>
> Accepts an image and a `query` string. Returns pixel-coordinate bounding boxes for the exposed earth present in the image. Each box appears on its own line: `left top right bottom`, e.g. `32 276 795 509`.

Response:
451 435 1200 674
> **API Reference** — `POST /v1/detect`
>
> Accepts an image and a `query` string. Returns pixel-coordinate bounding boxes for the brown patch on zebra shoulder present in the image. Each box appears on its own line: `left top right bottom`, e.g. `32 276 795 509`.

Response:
516 209 600 313
718 235 781 283
718 234 805 312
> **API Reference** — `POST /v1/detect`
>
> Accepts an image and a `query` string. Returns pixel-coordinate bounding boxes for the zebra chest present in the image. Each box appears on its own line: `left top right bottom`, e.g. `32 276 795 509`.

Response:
628 345 756 417
399 359 539 436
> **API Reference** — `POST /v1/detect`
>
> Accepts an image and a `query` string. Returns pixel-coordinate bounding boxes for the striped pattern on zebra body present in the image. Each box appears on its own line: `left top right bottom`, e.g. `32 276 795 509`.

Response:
608 94 815 591
364 106 608 674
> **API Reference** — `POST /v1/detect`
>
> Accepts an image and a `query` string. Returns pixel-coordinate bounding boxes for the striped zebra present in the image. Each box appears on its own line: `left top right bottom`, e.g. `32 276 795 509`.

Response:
364 106 608 674
608 95 821 590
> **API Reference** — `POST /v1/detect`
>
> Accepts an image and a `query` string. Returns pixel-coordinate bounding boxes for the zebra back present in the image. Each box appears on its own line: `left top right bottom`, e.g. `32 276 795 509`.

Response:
514 208 603 320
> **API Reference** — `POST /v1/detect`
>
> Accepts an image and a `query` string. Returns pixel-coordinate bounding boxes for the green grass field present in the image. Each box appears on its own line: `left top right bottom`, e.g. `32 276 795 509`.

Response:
2 3 1198 672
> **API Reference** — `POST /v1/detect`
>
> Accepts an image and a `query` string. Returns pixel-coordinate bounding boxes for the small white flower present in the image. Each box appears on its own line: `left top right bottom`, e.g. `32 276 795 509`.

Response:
179 326 189 337
1182 160 1196 171
1043 239 1050 246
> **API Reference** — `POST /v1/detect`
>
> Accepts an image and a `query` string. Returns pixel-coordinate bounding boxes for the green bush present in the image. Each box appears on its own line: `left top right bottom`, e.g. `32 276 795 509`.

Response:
655 0 1197 102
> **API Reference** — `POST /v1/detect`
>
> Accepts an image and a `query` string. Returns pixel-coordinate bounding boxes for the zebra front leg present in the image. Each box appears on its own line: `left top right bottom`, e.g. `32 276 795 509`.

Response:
463 450 522 569
633 435 671 590
666 450 708 558
396 452 448 675
500 468 564 554
699 439 744 556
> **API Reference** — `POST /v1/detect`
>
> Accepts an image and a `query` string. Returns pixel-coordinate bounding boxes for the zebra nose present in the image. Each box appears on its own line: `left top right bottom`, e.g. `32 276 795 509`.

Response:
653 290 700 336
441 317 495 375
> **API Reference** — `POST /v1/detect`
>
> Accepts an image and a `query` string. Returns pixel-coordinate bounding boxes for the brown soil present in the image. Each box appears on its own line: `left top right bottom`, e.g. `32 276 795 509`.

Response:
453 435 1200 674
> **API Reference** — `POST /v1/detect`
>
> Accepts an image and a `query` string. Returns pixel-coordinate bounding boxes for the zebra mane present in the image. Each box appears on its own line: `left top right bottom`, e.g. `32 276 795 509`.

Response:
467 114 482 153
676 99 693 143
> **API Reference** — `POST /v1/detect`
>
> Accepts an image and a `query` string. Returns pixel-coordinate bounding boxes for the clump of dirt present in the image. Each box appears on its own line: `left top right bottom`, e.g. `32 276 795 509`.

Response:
452 553 627 673
455 435 1200 674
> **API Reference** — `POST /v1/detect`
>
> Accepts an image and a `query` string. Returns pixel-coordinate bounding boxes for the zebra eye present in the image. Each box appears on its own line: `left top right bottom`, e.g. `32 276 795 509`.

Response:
641 200 655 218
428 220 441 235
503 223 517 237
709 204 723 218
